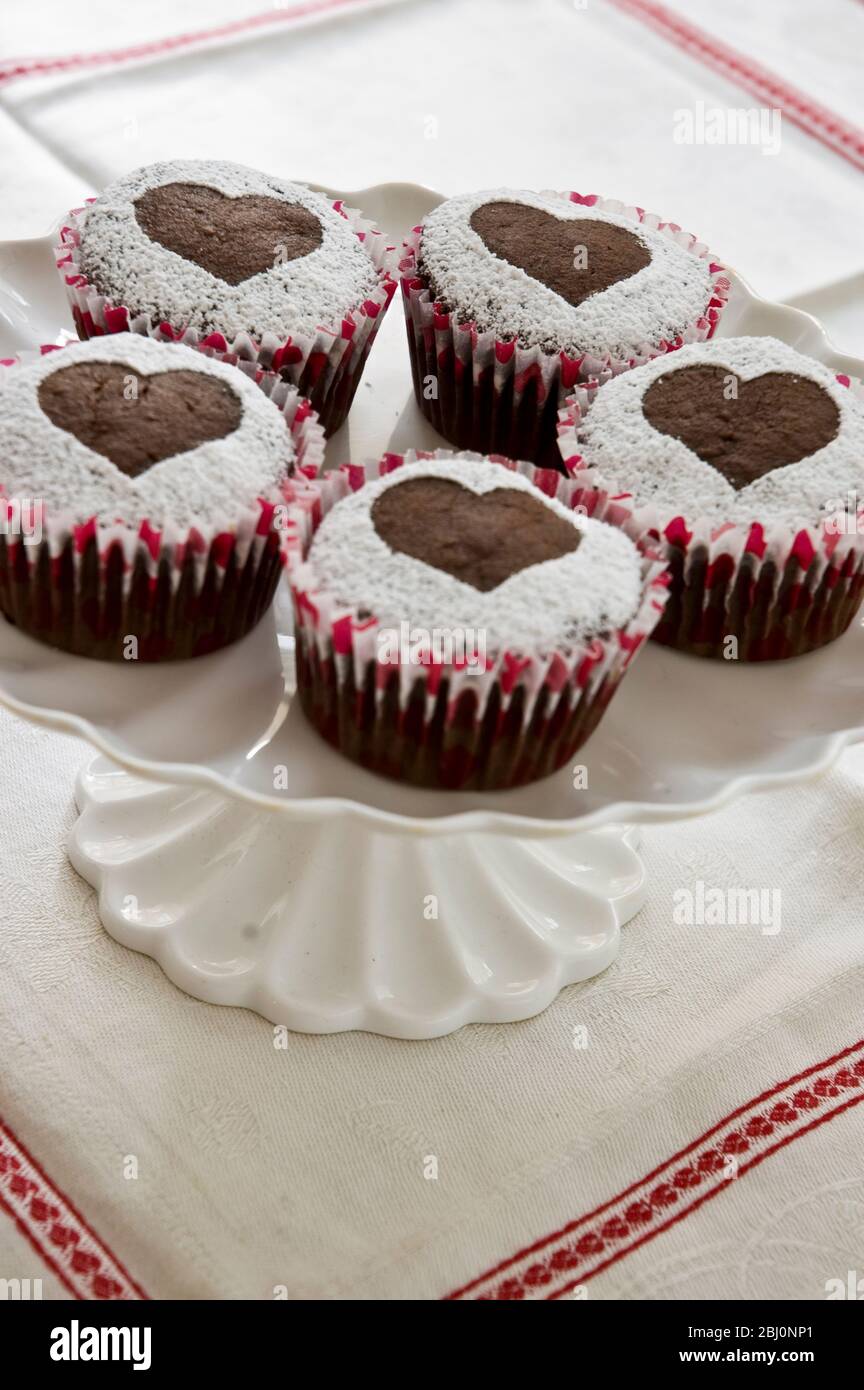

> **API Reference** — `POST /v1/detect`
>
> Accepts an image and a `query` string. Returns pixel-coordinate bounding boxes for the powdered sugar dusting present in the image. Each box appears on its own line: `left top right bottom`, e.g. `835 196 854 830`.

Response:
419 189 715 357
78 160 379 342
0 335 294 528
576 336 864 526
308 455 643 651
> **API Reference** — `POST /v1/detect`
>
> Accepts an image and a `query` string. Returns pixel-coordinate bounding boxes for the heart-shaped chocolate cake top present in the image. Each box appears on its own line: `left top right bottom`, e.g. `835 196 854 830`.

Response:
38 361 243 478
470 201 651 309
371 476 580 592
642 365 840 489
134 182 323 285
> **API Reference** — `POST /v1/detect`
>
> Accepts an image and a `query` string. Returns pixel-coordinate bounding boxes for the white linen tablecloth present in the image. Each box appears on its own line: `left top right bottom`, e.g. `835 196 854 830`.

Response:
1 0 863 1301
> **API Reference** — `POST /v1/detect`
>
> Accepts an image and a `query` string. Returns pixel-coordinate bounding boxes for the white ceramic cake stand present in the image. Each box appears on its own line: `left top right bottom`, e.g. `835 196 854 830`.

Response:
1 183 863 1039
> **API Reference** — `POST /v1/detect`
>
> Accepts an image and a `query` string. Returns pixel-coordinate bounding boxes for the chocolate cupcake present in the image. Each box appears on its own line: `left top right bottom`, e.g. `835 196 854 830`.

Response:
286 450 669 790
56 160 398 435
558 336 864 661
401 188 728 470
0 334 325 661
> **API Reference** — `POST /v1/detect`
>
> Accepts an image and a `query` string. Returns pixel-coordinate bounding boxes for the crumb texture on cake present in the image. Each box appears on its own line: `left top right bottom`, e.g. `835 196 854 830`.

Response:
419 188 715 358
576 336 864 526
306 455 643 652
0 335 293 529
78 159 379 342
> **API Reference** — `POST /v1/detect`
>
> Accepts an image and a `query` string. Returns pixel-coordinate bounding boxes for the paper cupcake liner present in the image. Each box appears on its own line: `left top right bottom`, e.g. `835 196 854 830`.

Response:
400 192 730 472
55 197 399 437
0 348 326 662
557 373 864 661
650 536 864 660
284 449 670 790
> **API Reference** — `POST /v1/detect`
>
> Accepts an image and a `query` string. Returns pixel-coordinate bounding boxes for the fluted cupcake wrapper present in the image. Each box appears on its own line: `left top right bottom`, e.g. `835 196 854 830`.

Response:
55 197 399 437
400 192 730 472
284 449 670 791
0 350 326 662
557 373 864 661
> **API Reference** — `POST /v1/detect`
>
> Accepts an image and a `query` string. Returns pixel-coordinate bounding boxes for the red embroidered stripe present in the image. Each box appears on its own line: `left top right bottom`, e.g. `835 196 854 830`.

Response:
446 1038 864 1300
0 1117 148 1300
606 0 864 174
0 0 371 84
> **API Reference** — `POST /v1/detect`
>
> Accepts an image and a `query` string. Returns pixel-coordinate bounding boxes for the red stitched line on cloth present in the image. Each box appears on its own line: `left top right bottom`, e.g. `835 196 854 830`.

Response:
0 1188 81 1299
0 0 371 84
547 1089 864 1300
0 1116 149 1299
445 1037 864 1300
605 0 864 173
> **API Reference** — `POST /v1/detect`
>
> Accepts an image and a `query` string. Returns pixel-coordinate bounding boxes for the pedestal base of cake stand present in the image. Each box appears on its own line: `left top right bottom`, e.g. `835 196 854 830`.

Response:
68 754 646 1040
